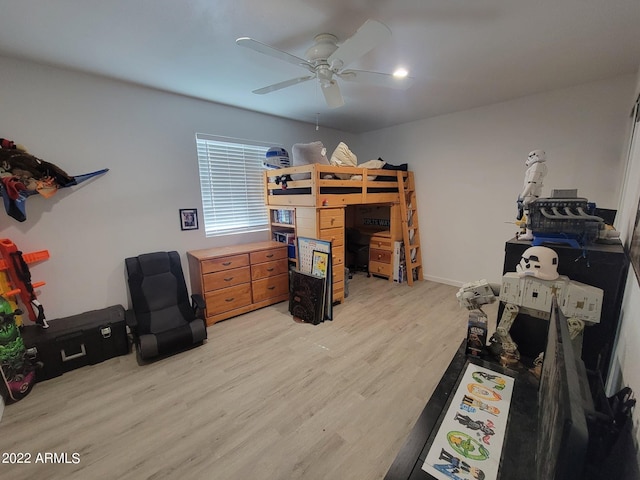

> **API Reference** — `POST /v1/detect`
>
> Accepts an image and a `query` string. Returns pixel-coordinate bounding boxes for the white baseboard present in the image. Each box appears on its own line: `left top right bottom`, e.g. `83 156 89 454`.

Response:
423 274 464 287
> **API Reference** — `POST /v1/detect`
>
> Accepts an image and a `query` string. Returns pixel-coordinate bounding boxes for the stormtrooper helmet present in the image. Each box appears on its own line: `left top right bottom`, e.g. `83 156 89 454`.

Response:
515 246 559 280
526 149 546 167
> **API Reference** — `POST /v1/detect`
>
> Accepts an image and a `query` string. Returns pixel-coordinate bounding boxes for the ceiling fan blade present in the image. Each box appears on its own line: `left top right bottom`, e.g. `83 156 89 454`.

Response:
327 19 391 70
321 81 344 109
253 76 314 95
236 37 314 72
339 69 414 90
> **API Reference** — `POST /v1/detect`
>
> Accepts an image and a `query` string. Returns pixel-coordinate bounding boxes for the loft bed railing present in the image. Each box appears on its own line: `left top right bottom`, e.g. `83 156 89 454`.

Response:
263 164 409 207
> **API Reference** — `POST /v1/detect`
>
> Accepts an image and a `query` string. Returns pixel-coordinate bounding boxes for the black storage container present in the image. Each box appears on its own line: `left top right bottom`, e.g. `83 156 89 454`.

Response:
21 305 130 381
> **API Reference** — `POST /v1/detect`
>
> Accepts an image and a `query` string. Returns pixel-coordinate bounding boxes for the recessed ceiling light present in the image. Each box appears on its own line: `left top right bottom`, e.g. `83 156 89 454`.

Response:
393 68 409 78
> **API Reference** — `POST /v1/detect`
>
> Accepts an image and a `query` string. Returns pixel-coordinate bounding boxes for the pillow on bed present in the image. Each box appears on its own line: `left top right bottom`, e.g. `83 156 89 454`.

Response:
330 142 358 179
291 141 330 180
351 159 386 181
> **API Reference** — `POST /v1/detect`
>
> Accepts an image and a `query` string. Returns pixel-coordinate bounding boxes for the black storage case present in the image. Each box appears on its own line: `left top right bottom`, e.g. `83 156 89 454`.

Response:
21 305 130 381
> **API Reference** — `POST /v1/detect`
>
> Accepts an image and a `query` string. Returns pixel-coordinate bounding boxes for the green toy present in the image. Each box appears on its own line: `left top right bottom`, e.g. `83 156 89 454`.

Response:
0 296 36 403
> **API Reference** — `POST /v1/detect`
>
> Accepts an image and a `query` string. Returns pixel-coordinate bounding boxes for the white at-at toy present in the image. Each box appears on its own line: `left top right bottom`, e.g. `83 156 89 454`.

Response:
517 150 548 241
457 246 603 363
456 279 498 311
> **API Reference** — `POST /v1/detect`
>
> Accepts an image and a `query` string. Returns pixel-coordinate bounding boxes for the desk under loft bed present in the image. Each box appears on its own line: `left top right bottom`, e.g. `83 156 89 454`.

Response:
264 164 422 303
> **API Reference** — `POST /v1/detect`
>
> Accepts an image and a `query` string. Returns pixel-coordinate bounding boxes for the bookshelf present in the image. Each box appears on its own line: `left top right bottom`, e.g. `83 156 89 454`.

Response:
268 206 297 264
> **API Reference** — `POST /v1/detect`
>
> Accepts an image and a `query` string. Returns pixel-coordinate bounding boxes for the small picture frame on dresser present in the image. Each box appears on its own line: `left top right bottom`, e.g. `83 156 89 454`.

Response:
180 209 198 230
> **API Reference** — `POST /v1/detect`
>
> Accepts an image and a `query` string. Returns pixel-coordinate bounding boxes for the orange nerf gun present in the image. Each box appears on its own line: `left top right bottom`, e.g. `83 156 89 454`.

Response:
0 238 49 328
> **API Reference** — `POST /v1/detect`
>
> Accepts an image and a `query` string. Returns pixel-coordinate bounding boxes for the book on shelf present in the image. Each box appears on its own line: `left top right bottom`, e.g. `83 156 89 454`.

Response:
273 231 295 245
272 209 294 225
393 241 406 283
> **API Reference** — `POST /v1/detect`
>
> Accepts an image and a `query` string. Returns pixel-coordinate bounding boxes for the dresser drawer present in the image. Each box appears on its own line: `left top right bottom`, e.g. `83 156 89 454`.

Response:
370 236 393 251
203 266 251 291
332 264 344 283
250 247 287 264
205 283 252 315
251 259 289 280
319 227 344 246
252 273 289 302
333 280 344 302
331 245 345 268
319 209 344 229
369 260 392 277
370 248 392 264
202 254 249 274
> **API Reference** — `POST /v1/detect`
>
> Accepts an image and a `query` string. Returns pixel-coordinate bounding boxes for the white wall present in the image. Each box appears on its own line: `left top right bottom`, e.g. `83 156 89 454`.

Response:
0 56 356 320
355 75 636 286
607 67 640 448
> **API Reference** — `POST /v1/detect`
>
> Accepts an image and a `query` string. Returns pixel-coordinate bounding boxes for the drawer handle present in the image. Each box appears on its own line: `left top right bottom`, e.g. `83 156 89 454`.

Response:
331 218 335 224
222 261 232 266
266 253 274 258
224 277 234 282
225 297 234 302
61 344 87 362
268 286 276 290
267 267 274 272
377 254 382 259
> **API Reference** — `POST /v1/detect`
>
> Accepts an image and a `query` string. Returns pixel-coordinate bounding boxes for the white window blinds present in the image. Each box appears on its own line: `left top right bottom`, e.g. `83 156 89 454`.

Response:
196 134 270 237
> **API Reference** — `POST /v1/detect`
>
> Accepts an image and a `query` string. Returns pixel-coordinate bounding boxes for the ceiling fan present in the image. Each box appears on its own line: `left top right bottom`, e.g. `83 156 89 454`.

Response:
236 19 413 109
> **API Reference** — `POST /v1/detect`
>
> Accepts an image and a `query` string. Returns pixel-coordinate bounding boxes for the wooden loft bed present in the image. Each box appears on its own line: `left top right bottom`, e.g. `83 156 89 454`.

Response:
264 164 423 301
263 164 411 207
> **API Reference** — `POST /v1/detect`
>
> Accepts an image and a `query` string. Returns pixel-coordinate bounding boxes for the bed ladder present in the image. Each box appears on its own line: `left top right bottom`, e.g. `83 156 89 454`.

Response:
398 171 423 285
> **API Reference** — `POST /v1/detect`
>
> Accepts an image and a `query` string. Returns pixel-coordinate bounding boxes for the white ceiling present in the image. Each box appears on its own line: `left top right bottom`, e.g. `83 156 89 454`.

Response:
1 0 639 133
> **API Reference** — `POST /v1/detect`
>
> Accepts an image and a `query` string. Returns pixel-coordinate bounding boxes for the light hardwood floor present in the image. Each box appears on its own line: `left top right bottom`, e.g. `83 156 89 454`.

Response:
0 275 479 480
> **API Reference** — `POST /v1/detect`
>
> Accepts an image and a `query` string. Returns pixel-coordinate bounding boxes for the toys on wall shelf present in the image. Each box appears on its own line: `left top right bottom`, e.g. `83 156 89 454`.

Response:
0 136 108 222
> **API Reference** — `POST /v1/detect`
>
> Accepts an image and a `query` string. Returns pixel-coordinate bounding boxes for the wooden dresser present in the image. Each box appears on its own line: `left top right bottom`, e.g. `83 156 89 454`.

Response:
369 231 394 281
187 241 289 326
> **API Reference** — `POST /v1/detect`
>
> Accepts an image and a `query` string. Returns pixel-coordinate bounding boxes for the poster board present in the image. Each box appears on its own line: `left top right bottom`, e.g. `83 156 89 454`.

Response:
422 363 515 480
289 270 326 325
296 236 332 321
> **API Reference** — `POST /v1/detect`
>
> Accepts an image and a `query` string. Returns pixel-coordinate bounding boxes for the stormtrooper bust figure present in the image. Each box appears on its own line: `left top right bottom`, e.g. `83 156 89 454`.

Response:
516 149 548 240
515 246 559 280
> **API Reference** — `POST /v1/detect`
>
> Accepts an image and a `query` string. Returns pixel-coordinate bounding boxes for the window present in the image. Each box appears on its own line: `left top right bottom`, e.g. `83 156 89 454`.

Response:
196 134 271 237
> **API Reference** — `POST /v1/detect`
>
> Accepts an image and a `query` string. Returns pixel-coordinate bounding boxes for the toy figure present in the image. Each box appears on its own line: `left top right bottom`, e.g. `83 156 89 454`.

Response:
0 297 36 402
453 413 495 445
457 246 603 365
516 149 547 240
471 371 506 390
433 448 486 480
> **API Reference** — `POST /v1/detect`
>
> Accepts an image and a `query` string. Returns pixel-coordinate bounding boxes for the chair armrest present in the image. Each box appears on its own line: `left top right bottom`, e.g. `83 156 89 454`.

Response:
191 294 206 320
125 309 138 334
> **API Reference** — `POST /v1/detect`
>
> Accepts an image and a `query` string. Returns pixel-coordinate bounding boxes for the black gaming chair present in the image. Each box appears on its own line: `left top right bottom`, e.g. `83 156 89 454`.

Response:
125 251 207 360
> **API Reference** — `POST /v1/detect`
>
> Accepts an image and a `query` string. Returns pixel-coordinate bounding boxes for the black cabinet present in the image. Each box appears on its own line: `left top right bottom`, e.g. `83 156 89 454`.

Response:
501 237 628 381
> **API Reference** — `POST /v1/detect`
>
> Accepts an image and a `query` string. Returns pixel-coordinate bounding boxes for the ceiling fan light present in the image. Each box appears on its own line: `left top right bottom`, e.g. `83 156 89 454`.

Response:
393 68 409 78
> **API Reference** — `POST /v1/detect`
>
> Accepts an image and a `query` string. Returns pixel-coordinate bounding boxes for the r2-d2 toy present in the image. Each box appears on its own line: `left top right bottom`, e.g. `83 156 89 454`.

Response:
264 147 290 170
